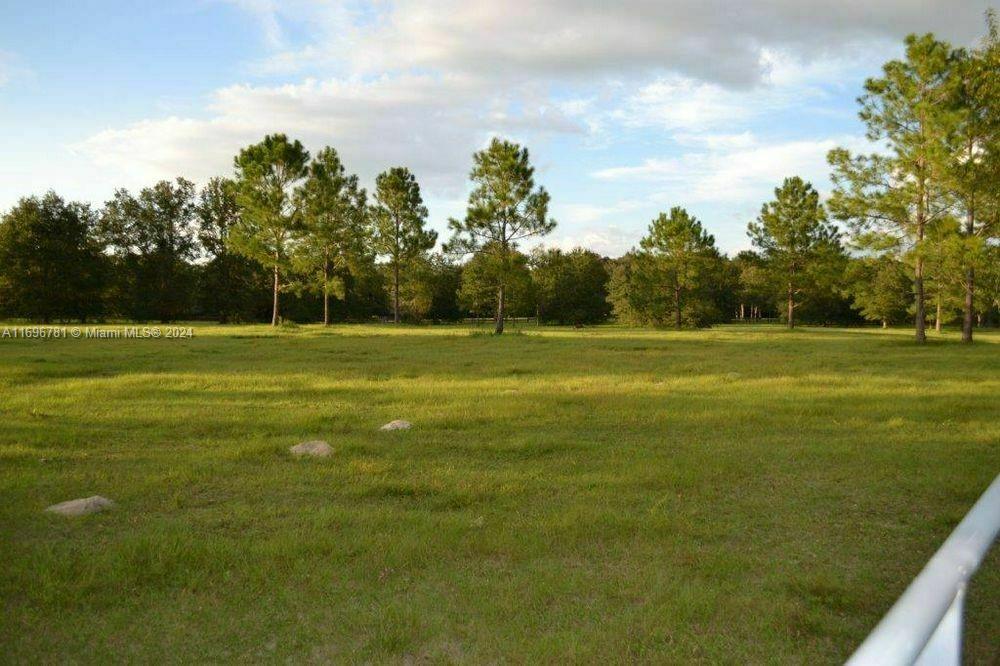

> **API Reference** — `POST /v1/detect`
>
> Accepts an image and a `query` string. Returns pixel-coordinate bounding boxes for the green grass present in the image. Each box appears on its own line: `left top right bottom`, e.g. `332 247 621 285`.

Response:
1 323 998 664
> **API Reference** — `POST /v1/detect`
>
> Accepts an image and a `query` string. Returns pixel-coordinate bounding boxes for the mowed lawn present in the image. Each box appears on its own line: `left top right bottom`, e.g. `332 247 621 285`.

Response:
1 324 998 664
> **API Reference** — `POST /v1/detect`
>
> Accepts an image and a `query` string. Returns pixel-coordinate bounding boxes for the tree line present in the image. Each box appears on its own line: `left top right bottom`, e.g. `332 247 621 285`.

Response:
0 25 998 341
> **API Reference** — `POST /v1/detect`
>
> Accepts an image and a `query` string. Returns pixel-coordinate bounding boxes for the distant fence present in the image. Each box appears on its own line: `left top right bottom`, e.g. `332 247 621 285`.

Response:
462 317 538 327
847 473 1000 665
730 318 781 324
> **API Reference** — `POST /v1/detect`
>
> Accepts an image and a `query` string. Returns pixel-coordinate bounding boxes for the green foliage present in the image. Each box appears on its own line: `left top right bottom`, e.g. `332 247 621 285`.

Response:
458 245 535 318
423 254 464 322
748 177 844 327
609 207 722 328
196 177 269 323
292 147 369 323
446 138 555 332
370 167 436 322
981 244 1000 317
230 134 310 325
609 252 722 328
730 251 775 319
388 253 463 322
0 192 106 322
6 28 1000 332
531 248 611 325
845 255 912 326
935 20 1000 339
100 178 198 322
334 258 391 321
828 35 957 342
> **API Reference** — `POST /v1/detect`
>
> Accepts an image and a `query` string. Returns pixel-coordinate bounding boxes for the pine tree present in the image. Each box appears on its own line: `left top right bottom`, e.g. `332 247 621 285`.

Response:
749 177 842 329
370 167 436 323
230 134 310 326
446 139 555 334
294 147 368 325
640 207 719 330
828 34 955 343
934 15 1000 342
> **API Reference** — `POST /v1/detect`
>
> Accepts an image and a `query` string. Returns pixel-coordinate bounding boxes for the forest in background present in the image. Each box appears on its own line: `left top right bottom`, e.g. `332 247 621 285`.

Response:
2 23 999 341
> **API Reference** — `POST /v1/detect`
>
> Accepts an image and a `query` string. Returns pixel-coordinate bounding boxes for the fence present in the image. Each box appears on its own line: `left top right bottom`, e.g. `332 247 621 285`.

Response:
846 473 1000 665
462 317 538 327
730 317 781 324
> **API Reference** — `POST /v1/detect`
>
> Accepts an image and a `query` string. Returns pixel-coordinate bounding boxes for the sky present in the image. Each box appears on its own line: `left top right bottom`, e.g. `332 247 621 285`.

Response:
0 0 994 255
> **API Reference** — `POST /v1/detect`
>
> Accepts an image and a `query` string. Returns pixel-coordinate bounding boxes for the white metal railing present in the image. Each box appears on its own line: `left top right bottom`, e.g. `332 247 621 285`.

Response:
847 473 1000 665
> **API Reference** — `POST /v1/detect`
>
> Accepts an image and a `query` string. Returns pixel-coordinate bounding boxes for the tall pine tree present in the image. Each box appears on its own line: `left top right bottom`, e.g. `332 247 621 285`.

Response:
828 34 955 343
748 177 842 329
370 167 436 323
446 139 555 334
230 134 310 326
294 147 369 325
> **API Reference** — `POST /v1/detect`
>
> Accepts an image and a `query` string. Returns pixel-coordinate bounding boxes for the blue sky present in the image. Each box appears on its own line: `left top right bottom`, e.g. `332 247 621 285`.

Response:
0 1 993 255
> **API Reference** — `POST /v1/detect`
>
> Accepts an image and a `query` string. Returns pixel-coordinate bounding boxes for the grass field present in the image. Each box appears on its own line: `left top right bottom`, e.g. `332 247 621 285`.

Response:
1 323 998 664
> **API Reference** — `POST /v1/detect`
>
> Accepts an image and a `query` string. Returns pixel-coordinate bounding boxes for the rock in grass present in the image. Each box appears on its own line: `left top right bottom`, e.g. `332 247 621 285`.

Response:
45 495 114 516
290 440 332 457
379 419 412 431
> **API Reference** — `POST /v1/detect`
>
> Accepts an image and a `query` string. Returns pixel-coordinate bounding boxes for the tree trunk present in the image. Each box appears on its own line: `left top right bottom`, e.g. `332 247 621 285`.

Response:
914 258 926 343
322 252 330 327
787 283 794 329
882 319 888 329
674 286 682 330
961 149 975 344
961 268 974 343
914 171 927 344
935 298 942 333
393 260 400 324
271 263 280 326
495 283 505 334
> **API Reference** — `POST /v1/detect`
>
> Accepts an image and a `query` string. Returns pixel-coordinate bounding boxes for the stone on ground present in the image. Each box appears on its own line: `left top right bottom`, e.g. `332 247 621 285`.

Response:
290 440 332 457
45 495 114 516
380 419 412 431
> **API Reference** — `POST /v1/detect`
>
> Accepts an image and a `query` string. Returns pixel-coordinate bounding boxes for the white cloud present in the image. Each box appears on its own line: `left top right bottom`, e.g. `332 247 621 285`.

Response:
40 0 992 251
239 0 993 86
71 0 992 196
555 201 646 226
222 0 301 51
73 74 586 196
613 77 758 132
542 225 639 258
610 45 873 135
594 133 873 204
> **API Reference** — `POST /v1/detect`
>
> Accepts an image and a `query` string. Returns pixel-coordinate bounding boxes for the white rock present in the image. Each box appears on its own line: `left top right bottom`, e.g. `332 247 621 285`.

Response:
290 440 332 457
46 495 114 516
379 419 412 431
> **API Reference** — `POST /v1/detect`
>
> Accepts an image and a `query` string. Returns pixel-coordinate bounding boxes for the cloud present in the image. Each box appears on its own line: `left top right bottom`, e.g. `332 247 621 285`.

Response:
56 0 993 247
222 0 290 50
73 74 586 196
554 201 647 226
241 0 994 87
594 133 873 203
542 224 640 258
74 0 993 192
613 77 768 132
